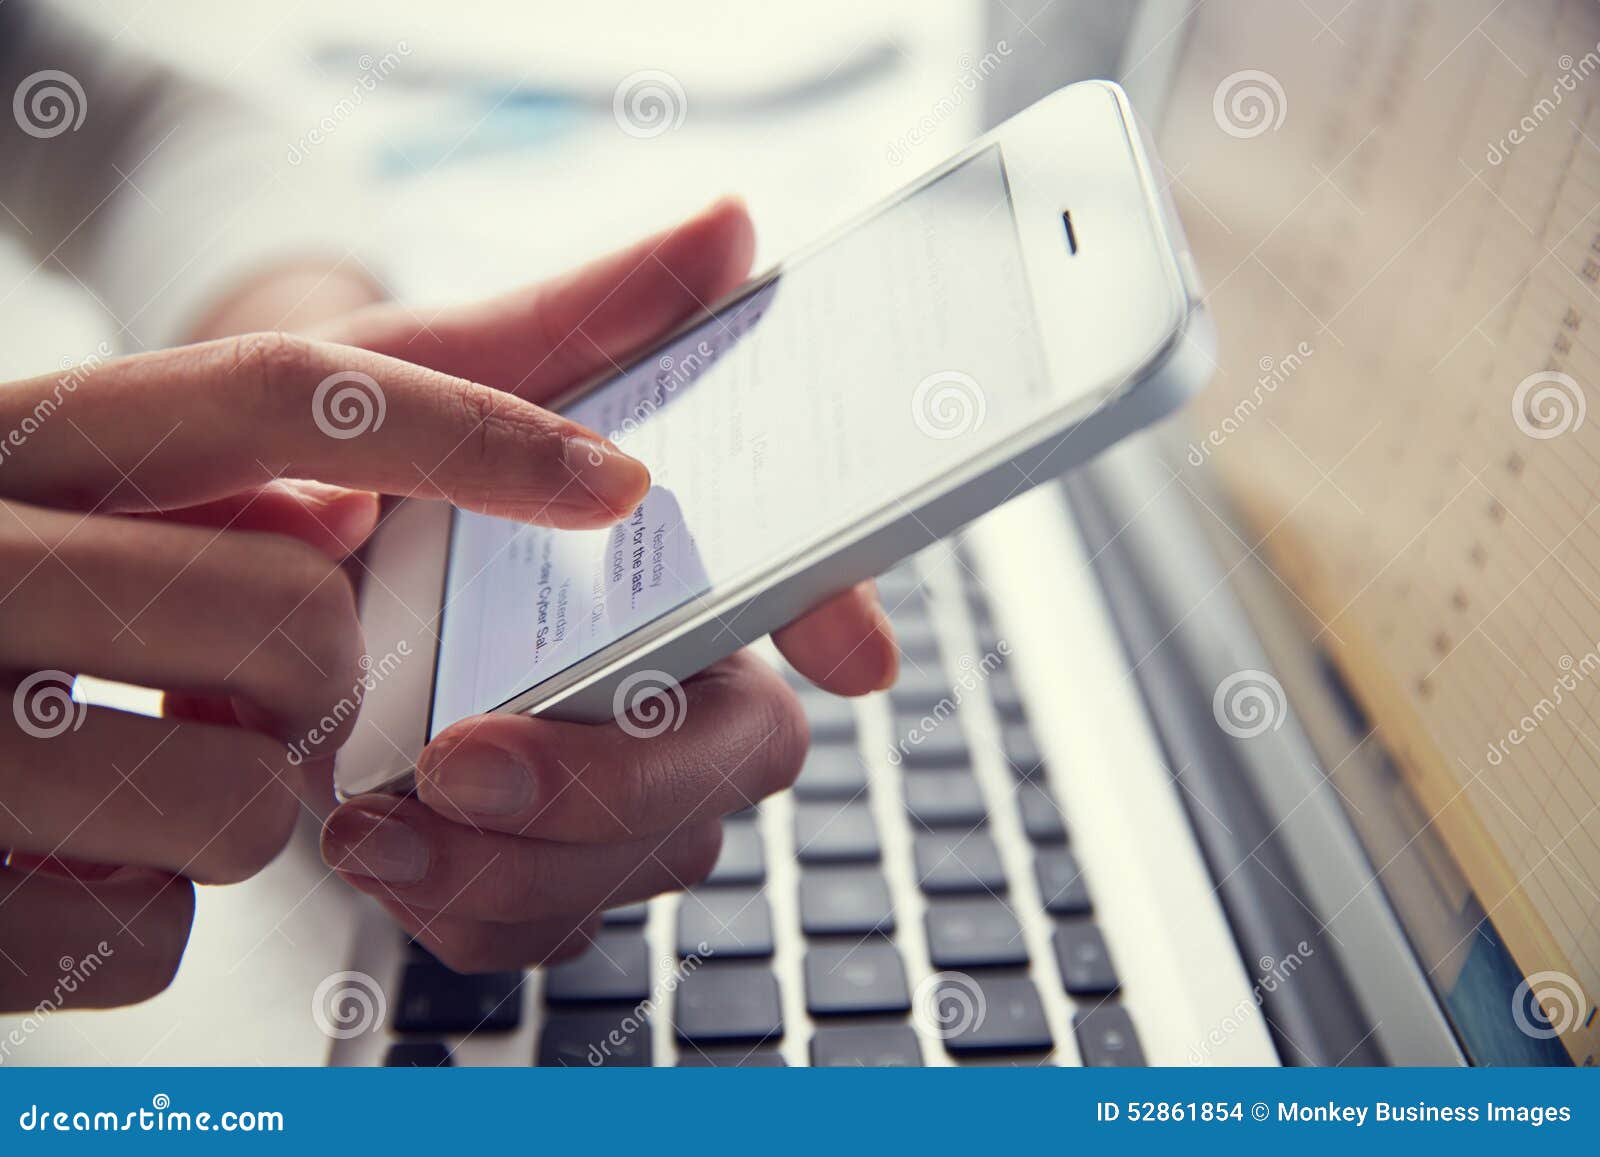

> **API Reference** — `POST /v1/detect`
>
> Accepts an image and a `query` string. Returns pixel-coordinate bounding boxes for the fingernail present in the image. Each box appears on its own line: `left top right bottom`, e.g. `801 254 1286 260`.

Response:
562 436 650 514
426 742 534 817
320 490 380 547
323 808 429 884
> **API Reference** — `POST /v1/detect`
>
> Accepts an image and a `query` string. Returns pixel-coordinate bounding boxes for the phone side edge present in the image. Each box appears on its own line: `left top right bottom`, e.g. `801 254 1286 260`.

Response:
332 498 452 799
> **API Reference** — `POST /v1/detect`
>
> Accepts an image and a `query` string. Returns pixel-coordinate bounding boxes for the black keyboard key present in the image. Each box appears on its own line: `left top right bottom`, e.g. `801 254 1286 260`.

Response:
404 936 440 962
795 800 880 864
892 716 969 766
1035 848 1092 915
705 819 765 886
939 975 1051 1055
1074 1005 1146 1066
677 1049 786 1067
793 745 870 800
538 1012 652 1066
1003 725 1047 780
903 769 987 829
677 888 774 958
914 830 1007 894
885 586 931 620
798 693 856 741
673 964 783 1044
393 961 522 1033
888 663 952 709
987 668 1027 721
804 942 910 1016
1016 781 1067 843
383 1041 452 1067
876 564 923 603
544 930 650 1005
811 1025 924 1067
1053 919 1119 994
891 618 942 663
798 868 895 935
602 902 648 925
924 899 1028 968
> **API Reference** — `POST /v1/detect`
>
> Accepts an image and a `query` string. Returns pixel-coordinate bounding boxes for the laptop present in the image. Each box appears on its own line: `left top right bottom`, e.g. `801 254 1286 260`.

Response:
322 0 1597 1068
11 0 1586 1068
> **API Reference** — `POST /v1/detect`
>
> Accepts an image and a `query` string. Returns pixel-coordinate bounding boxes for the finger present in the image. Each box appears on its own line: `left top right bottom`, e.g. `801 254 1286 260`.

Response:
0 865 195 1013
5 852 122 881
137 697 339 814
377 905 599 973
323 197 756 400
0 700 302 885
415 651 806 840
0 501 367 744
148 478 380 561
151 481 374 743
320 795 721 923
160 691 244 729
0 333 649 529
772 581 898 696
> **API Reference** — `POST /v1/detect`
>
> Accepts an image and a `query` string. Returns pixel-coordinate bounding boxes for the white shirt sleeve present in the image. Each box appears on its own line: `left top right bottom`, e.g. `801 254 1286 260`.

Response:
0 2 370 350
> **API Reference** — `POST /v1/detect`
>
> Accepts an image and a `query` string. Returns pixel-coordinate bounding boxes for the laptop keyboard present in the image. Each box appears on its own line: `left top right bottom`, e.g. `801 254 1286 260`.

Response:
378 552 1147 1067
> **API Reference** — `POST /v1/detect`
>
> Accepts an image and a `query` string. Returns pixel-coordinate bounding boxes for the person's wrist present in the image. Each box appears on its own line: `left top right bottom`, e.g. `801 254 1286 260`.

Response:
183 261 386 341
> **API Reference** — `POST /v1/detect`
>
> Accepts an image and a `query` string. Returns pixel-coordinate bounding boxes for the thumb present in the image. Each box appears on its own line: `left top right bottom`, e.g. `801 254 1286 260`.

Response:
321 196 757 400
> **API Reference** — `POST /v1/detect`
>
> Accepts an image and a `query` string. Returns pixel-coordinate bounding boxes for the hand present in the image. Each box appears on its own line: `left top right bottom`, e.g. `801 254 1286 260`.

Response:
318 199 898 971
0 329 654 1012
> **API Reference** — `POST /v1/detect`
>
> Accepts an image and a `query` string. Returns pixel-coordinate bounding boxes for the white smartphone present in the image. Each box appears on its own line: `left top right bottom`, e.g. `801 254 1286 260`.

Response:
334 81 1210 798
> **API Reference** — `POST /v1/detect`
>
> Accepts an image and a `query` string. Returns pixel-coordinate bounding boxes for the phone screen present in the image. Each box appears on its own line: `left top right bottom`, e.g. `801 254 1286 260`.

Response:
430 145 1049 734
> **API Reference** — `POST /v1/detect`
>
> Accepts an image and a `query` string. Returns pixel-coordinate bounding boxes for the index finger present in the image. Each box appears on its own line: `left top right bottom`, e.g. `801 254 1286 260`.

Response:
0 333 648 527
